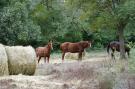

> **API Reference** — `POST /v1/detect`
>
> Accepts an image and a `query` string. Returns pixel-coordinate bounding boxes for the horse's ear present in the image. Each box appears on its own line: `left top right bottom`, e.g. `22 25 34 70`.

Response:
48 40 51 42
49 40 53 43
88 40 91 43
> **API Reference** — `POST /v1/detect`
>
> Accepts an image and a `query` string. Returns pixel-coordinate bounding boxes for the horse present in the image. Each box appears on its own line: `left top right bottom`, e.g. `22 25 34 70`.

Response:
107 41 130 59
35 41 53 63
60 41 91 62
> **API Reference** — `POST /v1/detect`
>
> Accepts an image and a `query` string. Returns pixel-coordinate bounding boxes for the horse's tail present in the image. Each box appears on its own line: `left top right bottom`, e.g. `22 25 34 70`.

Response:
107 43 110 54
36 53 38 57
60 44 62 50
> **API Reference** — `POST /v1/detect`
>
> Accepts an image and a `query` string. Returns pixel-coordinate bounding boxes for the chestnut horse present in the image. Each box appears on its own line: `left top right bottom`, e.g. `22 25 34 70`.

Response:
107 41 130 59
60 41 91 62
35 41 53 63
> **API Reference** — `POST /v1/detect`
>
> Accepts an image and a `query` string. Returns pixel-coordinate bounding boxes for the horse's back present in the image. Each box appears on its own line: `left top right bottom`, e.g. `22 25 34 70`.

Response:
110 41 119 45
36 47 45 51
60 42 70 51
60 42 83 53
35 47 46 57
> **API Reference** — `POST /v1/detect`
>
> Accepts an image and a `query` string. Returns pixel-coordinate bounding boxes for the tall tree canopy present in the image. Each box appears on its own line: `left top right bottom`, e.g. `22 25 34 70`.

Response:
0 0 135 55
65 0 135 59
0 0 41 46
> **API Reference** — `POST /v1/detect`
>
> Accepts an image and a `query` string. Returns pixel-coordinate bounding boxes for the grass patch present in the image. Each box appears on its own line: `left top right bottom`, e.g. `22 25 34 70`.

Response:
128 48 135 73
51 52 62 60
98 74 115 89
51 49 107 60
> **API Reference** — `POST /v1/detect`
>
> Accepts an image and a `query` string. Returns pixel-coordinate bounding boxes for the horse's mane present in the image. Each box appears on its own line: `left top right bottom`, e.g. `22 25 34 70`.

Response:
78 41 89 48
110 41 129 45
110 41 119 44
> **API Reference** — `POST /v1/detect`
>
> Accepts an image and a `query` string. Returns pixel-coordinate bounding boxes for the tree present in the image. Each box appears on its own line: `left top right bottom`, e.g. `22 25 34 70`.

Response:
30 0 68 41
0 0 41 46
65 0 135 59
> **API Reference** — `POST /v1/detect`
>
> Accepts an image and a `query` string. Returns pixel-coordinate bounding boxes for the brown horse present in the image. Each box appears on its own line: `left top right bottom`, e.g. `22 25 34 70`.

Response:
60 41 91 62
35 41 53 63
107 41 130 59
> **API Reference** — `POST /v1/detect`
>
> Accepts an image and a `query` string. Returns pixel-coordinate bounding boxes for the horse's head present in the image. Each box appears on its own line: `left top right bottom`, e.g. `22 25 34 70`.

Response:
47 41 53 50
88 41 92 48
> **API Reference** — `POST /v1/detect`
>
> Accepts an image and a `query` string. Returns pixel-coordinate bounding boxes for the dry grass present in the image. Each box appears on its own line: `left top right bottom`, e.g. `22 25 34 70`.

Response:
0 44 9 76
0 49 133 89
128 75 135 89
65 51 86 60
35 62 98 81
98 73 115 89
60 64 95 80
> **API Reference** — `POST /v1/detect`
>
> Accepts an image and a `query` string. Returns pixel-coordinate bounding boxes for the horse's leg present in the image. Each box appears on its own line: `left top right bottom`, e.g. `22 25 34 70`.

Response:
111 49 115 60
79 52 82 61
62 52 65 62
127 51 130 58
44 57 46 63
47 56 50 63
38 56 41 63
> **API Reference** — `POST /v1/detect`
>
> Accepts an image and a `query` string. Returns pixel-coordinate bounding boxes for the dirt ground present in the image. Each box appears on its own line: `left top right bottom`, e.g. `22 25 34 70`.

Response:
0 52 131 89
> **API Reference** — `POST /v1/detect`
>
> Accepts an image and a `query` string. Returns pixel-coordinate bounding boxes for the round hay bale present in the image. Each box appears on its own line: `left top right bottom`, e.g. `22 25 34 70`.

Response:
5 46 36 75
0 44 9 76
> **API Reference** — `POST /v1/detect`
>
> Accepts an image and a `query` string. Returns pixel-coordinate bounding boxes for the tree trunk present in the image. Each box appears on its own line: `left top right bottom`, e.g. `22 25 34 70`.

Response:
118 28 126 59
46 0 49 10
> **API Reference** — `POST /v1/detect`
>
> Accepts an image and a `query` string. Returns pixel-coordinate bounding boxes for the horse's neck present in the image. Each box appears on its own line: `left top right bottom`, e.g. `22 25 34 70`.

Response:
46 45 51 52
79 42 86 48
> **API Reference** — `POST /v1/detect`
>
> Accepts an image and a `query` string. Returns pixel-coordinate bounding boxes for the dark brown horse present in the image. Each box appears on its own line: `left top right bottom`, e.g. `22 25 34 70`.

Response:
60 41 91 62
107 41 130 59
36 41 53 63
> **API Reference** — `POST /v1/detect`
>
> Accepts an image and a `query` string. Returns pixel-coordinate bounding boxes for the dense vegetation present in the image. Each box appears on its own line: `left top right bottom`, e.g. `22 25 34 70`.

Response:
1 1 135 87
0 0 135 52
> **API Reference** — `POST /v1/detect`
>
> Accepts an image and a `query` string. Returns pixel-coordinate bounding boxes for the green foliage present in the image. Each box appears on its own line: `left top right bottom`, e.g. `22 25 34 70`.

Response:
0 0 135 50
129 49 135 73
64 0 135 51
127 42 135 48
0 0 41 46
0 0 8 9
30 0 68 41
